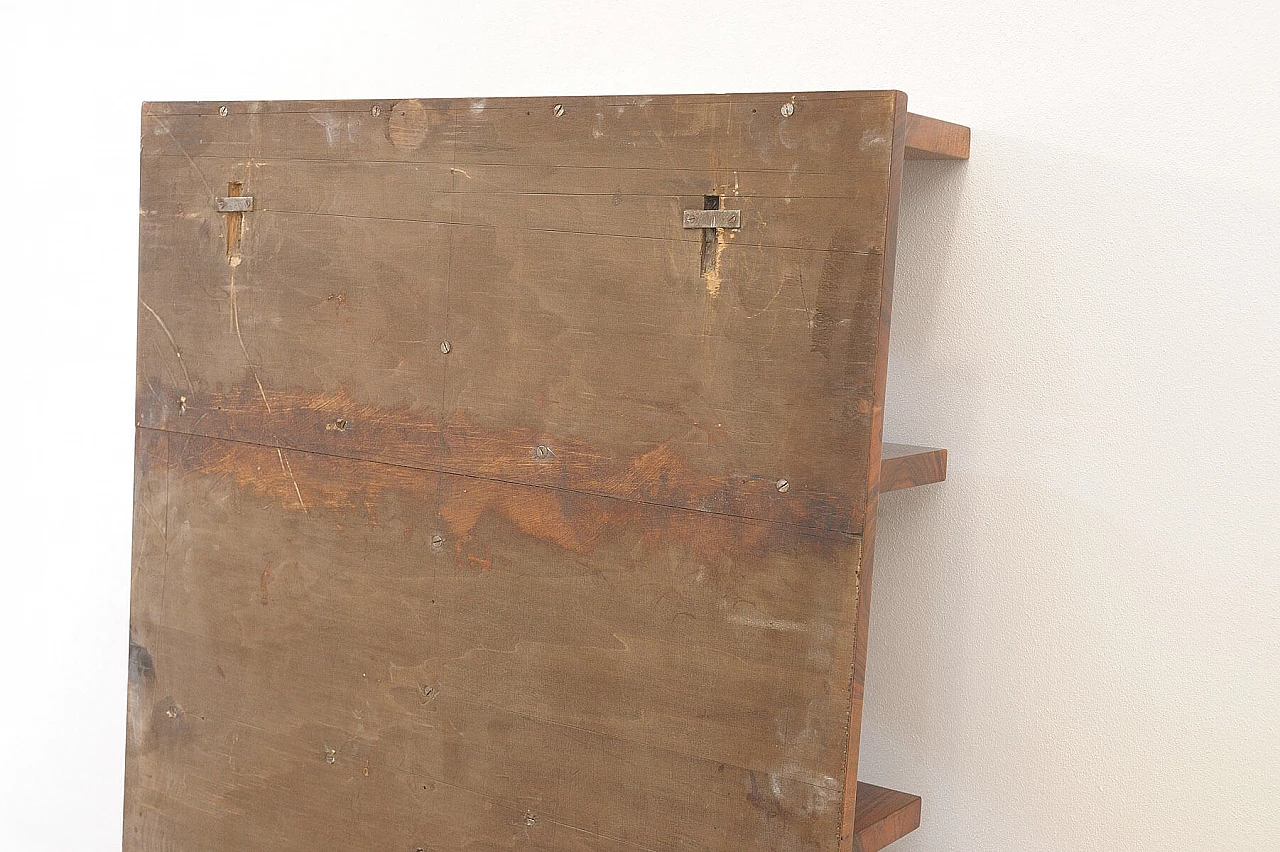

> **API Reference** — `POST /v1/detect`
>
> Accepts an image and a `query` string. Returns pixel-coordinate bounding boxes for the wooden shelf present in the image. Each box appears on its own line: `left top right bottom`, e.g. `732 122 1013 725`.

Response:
880 443 948 493
905 112 970 160
853 782 922 852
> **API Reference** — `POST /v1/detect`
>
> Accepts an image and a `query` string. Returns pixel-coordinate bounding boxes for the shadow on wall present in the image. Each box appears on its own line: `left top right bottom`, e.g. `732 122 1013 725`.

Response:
857 125 1280 850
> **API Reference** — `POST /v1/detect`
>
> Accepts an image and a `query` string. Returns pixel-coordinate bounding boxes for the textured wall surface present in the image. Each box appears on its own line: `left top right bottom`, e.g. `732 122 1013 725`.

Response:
1 2 1276 849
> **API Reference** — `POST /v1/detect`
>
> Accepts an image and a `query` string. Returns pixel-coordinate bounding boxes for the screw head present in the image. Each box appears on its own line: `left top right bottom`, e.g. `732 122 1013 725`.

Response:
218 105 229 117
439 340 451 354
776 479 790 493
371 105 381 116
534 445 551 459
431 534 445 549
780 102 794 117
553 103 566 117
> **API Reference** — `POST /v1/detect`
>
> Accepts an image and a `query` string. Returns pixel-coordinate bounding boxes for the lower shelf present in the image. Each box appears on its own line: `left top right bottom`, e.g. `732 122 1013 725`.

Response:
854 782 922 852
880 443 948 493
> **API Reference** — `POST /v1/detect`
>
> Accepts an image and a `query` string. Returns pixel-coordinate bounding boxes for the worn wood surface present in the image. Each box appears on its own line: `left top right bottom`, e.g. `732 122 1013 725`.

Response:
126 429 863 850
129 91 957 851
879 444 948 493
136 91 902 537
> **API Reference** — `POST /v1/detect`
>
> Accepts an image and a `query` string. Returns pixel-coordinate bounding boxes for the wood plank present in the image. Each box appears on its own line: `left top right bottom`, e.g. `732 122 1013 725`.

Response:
137 92 902 536
131 90 965 852
852 782 922 852
905 112 970 160
126 432 865 851
838 89 910 852
143 92 898 171
879 443 948 492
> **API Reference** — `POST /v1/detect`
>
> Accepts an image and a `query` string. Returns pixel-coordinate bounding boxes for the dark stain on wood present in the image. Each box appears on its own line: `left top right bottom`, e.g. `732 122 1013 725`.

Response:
127 640 155 685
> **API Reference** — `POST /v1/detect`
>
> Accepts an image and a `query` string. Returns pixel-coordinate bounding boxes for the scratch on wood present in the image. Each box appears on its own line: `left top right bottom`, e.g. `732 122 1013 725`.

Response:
138 297 193 393
146 114 215 198
276 446 308 513
228 267 271 413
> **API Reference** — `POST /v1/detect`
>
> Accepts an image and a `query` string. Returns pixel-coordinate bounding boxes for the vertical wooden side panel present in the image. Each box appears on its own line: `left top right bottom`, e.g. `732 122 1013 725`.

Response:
839 91 909 852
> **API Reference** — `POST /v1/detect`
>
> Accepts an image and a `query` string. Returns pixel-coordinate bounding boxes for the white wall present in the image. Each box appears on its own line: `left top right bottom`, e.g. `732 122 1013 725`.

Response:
2 2 1275 849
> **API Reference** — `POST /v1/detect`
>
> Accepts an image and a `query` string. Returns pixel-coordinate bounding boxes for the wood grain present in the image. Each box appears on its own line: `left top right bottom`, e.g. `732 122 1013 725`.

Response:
126 432 863 851
130 90 962 851
905 112 970 160
852 783 922 852
879 444 948 492
835 90 910 851
136 91 901 537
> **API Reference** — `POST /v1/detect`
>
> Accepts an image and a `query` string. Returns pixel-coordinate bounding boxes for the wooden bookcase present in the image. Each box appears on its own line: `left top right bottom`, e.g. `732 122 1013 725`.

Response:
128 90 967 851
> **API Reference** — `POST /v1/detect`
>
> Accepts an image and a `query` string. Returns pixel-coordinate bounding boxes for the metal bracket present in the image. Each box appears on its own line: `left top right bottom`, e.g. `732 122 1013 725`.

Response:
216 196 254 213
682 209 742 229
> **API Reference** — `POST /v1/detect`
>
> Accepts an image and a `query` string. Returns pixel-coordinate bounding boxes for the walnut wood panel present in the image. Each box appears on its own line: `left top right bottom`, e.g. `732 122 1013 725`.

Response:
879 443 948 492
904 112 971 160
132 89 966 852
127 431 864 851
137 91 902 537
852 783 922 852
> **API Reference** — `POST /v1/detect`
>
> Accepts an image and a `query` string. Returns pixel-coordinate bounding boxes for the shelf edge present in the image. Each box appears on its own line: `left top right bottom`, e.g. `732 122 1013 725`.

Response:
905 112 970 160
853 781 923 852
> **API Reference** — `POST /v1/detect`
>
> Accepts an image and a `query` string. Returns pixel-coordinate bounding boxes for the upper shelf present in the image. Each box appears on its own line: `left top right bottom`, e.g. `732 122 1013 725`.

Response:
905 112 970 160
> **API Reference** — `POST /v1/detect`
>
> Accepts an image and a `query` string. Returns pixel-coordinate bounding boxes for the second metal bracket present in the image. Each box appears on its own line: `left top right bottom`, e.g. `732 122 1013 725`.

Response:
682 209 742 229
216 196 254 213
